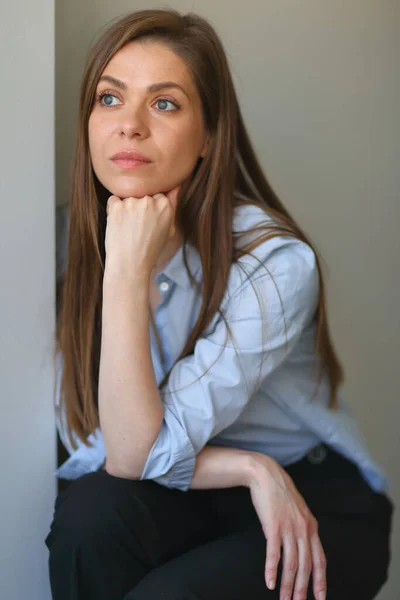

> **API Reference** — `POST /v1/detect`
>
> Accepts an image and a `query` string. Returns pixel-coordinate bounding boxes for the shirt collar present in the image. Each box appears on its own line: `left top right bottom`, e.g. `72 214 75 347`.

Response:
155 242 202 291
154 203 271 291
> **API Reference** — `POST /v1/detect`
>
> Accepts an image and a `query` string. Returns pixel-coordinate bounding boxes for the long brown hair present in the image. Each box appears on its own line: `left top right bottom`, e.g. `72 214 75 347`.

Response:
56 8 343 451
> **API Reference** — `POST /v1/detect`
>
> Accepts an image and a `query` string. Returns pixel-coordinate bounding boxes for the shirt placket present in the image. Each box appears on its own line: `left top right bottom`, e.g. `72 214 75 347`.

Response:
152 274 174 375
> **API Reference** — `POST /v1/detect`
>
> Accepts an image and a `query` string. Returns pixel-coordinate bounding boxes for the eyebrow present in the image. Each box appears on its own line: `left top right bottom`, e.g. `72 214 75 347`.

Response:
98 75 189 99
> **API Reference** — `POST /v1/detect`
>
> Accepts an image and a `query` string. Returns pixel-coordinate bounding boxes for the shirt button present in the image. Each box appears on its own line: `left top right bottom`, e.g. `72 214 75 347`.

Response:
159 281 170 293
307 444 327 464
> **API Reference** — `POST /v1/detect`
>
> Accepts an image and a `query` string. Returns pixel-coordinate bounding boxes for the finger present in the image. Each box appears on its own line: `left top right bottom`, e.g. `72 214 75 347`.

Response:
153 190 179 237
310 529 327 600
292 534 312 599
280 532 298 600
264 533 281 591
152 193 171 216
106 195 121 216
166 184 181 209
152 193 165 201
153 186 180 207
167 186 180 237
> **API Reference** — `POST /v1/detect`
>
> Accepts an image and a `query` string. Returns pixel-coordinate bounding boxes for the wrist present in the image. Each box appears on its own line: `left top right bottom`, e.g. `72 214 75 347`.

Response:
245 452 275 488
103 265 151 287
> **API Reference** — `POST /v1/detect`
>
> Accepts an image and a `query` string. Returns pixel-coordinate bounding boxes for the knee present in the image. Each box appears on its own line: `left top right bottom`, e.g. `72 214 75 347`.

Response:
45 470 148 551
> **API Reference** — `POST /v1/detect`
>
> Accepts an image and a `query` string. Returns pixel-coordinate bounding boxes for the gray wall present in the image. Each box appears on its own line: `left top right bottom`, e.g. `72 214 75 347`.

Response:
0 0 55 598
56 1 399 598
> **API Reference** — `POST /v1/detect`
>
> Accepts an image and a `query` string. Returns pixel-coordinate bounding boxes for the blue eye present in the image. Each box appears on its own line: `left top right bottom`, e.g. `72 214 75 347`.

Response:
155 98 179 112
95 91 180 112
97 92 120 106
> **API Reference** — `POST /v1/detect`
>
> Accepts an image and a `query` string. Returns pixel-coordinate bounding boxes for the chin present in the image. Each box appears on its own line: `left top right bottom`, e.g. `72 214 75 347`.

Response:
107 177 171 199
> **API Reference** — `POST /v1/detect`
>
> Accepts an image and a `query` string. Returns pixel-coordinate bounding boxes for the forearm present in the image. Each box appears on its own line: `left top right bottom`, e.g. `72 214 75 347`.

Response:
190 444 268 490
99 273 163 478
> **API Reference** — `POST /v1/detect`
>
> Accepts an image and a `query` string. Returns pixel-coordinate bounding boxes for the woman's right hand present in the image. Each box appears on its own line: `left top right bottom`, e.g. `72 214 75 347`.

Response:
247 453 327 600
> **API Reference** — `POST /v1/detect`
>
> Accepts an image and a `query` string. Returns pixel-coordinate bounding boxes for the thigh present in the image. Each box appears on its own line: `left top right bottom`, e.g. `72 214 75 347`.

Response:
123 484 393 600
315 510 392 600
46 470 223 600
47 469 219 569
291 457 394 599
124 521 272 600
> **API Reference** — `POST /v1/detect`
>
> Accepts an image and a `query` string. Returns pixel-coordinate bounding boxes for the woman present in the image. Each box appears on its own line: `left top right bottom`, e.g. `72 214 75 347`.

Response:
45 8 394 600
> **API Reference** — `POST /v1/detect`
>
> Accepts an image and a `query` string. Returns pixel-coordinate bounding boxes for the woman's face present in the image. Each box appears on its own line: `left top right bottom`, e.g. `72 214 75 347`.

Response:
88 39 208 199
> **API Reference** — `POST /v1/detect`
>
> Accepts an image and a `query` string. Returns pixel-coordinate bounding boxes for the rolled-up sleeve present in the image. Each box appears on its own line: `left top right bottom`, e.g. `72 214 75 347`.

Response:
140 236 320 490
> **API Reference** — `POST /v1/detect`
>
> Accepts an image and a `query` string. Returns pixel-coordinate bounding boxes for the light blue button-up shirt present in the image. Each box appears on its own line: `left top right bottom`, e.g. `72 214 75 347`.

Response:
54 203 389 493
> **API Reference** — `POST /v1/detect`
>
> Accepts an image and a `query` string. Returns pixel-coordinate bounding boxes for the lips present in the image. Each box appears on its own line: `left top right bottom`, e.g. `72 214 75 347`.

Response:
111 151 151 162
110 150 152 170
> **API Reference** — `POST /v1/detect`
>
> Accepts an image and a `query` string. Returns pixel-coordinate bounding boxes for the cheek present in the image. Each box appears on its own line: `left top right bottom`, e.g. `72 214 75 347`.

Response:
162 125 203 171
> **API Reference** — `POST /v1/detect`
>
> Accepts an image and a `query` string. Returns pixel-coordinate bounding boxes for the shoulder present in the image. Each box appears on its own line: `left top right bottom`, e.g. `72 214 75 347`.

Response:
230 203 319 296
209 202 321 333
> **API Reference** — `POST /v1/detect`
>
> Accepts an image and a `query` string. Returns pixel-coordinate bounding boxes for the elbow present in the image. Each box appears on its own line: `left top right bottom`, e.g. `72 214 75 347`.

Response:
104 436 161 480
103 419 164 480
104 458 141 480
104 453 147 480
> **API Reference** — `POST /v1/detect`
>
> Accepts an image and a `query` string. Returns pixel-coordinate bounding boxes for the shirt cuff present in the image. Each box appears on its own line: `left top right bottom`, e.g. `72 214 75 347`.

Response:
140 407 196 491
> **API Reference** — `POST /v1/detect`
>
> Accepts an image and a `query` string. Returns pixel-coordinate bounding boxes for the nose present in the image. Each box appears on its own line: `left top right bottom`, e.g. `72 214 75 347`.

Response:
118 105 150 139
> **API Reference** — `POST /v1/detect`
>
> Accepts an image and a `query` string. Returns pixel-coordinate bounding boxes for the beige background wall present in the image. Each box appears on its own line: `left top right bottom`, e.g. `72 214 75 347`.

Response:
56 2 399 598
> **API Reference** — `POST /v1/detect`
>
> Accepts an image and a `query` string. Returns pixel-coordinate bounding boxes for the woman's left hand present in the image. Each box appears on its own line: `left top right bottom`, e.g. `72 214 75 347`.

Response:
104 185 180 279
248 453 327 600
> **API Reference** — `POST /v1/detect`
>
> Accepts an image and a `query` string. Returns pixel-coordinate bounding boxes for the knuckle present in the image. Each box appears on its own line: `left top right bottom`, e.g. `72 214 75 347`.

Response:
265 567 277 579
298 515 309 531
268 525 280 538
294 584 309 597
286 559 298 573
316 555 327 569
156 197 168 210
141 195 153 207
303 559 312 573
266 559 280 569
314 585 328 599
266 550 281 564
280 583 294 597
265 564 278 576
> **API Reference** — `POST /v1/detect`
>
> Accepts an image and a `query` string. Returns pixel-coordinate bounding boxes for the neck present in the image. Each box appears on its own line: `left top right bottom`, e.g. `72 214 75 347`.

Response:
150 229 183 278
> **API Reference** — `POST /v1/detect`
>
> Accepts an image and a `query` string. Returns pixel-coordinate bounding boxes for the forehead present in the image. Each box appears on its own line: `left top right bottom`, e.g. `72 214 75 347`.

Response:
101 40 193 89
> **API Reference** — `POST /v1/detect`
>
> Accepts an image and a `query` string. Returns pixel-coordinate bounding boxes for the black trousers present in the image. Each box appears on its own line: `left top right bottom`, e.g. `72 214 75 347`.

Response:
45 444 394 600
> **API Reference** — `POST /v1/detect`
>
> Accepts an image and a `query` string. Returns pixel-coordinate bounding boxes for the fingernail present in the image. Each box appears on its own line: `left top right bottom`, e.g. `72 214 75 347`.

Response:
318 592 326 600
267 579 275 589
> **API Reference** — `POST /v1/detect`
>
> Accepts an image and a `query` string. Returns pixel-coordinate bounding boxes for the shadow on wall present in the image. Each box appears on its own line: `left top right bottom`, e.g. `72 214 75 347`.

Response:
56 204 72 494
